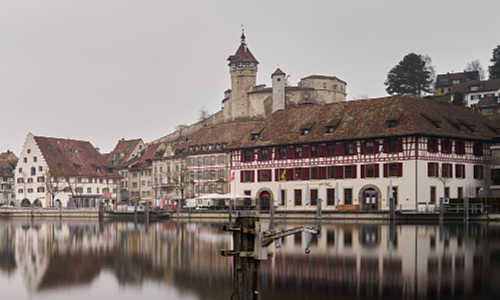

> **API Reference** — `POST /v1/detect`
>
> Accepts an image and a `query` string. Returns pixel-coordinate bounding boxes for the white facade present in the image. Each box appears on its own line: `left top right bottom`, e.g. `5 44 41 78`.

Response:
465 89 500 107
14 133 119 208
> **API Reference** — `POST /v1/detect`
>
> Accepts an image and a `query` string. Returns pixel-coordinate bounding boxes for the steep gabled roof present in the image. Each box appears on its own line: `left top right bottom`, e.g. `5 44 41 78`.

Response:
188 120 263 148
230 96 497 149
106 138 143 166
127 142 165 169
435 71 480 88
34 136 120 178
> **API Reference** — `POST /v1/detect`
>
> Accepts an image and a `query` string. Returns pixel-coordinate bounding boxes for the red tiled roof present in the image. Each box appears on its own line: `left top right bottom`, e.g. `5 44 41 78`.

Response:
127 142 164 169
107 138 143 166
230 96 498 149
34 136 120 178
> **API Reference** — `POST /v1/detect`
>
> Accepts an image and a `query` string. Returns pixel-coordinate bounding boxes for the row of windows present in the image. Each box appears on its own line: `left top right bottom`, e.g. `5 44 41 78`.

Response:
245 187 398 207
240 163 403 183
18 187 45 193
18 166 43 176
427 138 483 156
17 186 116 194
427 163 483 179
22 156 38 163
241 138 404 162
188 143 227 153
17 176 45 183
240 139 485 163
186 155 226 167
429 186 476 203
195 183 225 194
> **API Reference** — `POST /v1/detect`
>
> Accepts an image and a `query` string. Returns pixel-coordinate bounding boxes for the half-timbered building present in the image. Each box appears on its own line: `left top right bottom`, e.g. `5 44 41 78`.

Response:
229 96 496 211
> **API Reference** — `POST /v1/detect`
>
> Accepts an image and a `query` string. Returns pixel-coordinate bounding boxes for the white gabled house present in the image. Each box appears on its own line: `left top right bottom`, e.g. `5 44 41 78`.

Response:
15 133 121 208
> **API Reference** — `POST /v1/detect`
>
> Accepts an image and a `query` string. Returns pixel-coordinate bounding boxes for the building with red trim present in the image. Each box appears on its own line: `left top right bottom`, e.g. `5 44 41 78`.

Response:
229 96 496 211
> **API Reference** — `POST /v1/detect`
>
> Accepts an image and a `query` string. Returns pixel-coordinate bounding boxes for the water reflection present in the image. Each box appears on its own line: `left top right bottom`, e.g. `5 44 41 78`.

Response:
0 220 499 300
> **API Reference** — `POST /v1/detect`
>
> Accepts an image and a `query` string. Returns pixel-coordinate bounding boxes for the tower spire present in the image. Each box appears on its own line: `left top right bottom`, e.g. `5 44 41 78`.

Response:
241 25 246 44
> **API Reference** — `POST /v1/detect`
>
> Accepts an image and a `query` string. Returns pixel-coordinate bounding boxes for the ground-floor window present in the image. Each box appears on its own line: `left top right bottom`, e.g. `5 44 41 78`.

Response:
344 188 353 205
327 188 335 206
310 189 318 206
430 186 436 204
280 189 286 206
294 189 302 206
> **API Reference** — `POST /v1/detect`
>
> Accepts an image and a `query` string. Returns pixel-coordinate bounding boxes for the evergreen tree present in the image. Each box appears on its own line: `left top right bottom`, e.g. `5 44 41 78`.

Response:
489 45 500 79
385 53 435 96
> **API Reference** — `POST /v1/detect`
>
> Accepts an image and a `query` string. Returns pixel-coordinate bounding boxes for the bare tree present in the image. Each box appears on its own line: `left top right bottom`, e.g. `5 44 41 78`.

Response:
465 60 485 80
45 170 63 207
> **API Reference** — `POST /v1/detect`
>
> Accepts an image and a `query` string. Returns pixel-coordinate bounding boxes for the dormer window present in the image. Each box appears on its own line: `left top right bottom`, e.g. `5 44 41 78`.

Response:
120 152 126 158
301 128 310 136
387 120 399 128
208 144 213 151
251 133 260 141
325 126 336 134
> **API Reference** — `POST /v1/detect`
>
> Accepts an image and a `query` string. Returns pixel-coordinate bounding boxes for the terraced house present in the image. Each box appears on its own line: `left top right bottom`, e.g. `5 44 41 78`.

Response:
230 96 496 211
15 133 120 208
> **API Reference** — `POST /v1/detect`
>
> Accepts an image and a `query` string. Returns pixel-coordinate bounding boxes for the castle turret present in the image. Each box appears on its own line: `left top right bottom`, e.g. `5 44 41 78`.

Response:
226 31 258 120
271 68 286 113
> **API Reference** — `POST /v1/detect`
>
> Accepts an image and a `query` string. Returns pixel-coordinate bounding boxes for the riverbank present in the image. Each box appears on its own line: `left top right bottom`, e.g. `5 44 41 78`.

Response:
2 208 500 222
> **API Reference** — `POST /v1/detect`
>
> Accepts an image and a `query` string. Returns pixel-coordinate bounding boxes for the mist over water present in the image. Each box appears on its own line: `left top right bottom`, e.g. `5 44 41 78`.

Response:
0 219 499 300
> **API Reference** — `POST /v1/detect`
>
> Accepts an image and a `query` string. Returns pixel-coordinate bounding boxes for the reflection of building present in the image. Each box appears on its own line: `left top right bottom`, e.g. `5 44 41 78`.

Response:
1 220 498 299
14 133 121 208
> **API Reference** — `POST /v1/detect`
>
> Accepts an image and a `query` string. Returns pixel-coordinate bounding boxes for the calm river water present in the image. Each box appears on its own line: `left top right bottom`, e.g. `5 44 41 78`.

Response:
0 219 499 300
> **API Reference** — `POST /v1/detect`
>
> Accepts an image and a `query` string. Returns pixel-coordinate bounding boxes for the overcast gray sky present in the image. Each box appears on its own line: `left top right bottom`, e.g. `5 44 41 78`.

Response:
1 0 499 154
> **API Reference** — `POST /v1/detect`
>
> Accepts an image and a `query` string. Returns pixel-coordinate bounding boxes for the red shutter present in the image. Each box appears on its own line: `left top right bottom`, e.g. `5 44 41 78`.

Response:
383 139 389 153
383 164 388 177
257 149 262 161
335 166 344 179
352 165 357 178
397 163 403 177
274 169 279 181
319 167 327 179
287 146 295 159
361 142 366 154
428 163 432 177
375 164 380 177
302 168 310 180
286 169 293 181
251 171 255 182
240 171 244 183
335 143 344 156
398 138 403 152
303 145 311 158
361 165 366 178
319 144 327 157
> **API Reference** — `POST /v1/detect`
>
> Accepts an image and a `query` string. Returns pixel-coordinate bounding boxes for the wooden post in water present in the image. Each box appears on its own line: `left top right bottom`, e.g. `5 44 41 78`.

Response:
229 212 260 300
464 197 469 223
98 200 104 222
145 202 150 226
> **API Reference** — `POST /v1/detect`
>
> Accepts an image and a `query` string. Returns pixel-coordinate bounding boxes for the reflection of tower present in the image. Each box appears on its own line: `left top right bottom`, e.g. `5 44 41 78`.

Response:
14 224 50 292
227 30 259 121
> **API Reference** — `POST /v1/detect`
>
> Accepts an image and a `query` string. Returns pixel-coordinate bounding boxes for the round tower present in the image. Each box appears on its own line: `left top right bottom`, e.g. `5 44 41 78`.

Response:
227 31 259 120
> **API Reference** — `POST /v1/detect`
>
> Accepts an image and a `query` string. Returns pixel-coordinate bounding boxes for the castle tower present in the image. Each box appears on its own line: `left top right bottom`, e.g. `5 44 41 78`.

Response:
227 31 258 120
271 68 286 113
